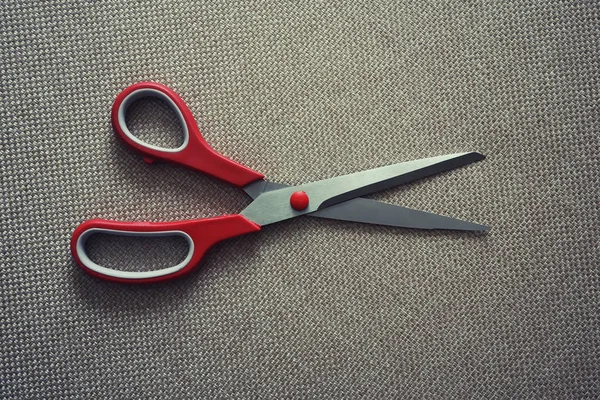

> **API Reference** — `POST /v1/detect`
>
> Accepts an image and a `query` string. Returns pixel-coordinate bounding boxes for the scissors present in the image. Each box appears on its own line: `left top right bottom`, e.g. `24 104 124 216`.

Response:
71 82 489 284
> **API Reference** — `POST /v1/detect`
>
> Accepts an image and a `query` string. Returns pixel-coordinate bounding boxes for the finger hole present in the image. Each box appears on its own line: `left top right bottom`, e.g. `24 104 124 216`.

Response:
85 232 189 272
76 228 194 280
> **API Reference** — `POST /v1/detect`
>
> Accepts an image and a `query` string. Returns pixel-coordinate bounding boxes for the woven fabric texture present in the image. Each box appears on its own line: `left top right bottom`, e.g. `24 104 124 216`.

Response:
2 1 599 398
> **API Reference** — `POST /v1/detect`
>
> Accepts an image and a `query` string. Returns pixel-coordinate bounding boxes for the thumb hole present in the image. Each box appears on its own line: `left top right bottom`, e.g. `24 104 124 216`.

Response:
125 96 186 150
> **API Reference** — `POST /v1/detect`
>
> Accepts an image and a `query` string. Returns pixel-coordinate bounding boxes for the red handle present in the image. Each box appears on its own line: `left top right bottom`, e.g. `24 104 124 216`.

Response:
111 82 264 187
71 215 261 284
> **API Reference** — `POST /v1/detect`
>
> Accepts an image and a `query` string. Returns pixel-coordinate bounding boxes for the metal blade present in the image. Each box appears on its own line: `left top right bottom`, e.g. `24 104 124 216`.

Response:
241 152 485 226
242 179 270 200
310 197 489 231
243 180 488 230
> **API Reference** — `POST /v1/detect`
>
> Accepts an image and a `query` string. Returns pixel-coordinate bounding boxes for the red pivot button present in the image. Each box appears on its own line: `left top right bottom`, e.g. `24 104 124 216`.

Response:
290 191 309 211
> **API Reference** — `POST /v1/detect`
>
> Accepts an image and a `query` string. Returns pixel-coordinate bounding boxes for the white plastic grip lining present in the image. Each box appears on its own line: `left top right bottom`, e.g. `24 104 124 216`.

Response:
75 228 195 280
117 88 190 153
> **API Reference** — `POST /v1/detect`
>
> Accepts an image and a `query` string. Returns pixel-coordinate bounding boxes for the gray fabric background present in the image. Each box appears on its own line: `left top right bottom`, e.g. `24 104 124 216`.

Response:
2 1 599 398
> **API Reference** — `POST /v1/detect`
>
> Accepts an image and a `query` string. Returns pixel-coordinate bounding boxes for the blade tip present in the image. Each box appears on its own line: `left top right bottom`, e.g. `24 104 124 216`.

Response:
465 151 486 161
477 224 491 232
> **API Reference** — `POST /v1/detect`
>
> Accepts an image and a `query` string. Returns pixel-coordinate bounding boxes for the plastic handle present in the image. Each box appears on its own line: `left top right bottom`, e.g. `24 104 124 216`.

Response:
71 215 261 284
111 82 264 187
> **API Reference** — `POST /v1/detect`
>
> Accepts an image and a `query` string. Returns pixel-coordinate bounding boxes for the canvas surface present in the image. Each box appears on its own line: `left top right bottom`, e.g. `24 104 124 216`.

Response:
1 1 599 398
